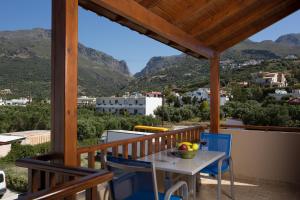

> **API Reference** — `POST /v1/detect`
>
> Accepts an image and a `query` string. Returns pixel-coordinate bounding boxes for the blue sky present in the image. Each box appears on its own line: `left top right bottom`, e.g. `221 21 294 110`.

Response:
0 1 299 74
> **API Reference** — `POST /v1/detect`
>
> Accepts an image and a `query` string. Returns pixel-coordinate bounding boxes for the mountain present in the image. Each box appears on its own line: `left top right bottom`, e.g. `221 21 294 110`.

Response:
223 34 300 60
0 28 131 98
129 33 300 92
128 55 210 92
275 33 300 46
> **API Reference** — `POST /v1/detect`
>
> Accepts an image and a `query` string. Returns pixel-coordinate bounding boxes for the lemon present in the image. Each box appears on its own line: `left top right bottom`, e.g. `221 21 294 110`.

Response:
192 143 199 151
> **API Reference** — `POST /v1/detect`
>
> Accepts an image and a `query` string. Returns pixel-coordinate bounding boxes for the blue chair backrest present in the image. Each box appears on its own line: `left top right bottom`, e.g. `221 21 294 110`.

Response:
200 132 232 157
107 156 158 200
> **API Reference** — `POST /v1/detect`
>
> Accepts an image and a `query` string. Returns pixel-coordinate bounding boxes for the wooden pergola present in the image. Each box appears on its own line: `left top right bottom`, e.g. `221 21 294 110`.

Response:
51 0 300 167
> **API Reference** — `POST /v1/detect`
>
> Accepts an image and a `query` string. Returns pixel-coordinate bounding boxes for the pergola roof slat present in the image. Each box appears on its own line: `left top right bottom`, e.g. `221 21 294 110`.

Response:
79 0 300 55
205 0 294 47
79 0 215 58
217 0 300 51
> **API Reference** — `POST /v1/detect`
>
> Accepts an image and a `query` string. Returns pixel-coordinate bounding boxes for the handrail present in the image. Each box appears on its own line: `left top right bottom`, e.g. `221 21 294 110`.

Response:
16 158 99 177
30 153 64 161
17 125 205 199
19 171 113 200
78 125 205 154
77 125 206 169
221 124 300 132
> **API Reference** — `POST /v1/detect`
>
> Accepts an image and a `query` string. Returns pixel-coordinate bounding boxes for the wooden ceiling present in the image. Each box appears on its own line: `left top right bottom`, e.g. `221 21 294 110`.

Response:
79 0 300 59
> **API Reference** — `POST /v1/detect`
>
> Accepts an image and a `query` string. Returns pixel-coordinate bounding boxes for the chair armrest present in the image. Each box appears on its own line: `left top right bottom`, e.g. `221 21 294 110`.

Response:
164 181 188 200
218 155 232 171
218 155 231 164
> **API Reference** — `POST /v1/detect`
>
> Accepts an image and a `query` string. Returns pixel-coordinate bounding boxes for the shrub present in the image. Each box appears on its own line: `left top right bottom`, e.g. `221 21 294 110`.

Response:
6 173 27 192
1 142 50 163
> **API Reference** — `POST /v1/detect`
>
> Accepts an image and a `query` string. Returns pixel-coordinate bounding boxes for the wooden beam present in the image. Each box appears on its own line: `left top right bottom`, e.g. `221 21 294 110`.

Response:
51 0 78 166
210 54 220 133
217 0 300 51
79 0 214 58
205 0 292 47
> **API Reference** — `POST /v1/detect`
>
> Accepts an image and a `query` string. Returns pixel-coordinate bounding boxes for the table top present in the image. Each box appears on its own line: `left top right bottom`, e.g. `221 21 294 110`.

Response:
138 149 225 175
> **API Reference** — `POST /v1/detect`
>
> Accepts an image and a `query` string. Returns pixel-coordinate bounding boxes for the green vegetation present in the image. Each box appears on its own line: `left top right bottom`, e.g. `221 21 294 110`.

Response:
0 104 160 192
0 142 51 192
222 101 300 127
0 104 160 142
154 100 213 123
77 107 160 144
128 57 300 94
0 103 50 133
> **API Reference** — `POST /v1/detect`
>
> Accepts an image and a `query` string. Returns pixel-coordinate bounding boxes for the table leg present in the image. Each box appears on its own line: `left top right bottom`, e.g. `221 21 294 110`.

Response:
164 172 172 192
189 175 196 200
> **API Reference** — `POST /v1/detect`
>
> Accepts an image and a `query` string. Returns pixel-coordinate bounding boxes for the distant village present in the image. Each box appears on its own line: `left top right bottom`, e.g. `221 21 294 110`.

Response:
1 54 299 111
2 69 300 115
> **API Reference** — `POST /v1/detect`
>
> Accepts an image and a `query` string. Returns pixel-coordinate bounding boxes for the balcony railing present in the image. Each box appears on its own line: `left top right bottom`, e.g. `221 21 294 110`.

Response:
77 125 205 169
16 124 299 199
16 153 113 199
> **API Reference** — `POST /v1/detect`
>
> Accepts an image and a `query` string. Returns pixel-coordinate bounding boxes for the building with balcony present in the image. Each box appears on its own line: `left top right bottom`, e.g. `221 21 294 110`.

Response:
253 72 287 87
96 96 162 115
186 88 229 105
4 97 31 106
77 96 96 106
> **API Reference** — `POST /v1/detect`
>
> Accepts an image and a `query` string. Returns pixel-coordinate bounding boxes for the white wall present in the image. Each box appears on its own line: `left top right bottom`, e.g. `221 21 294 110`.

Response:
145 97 162 116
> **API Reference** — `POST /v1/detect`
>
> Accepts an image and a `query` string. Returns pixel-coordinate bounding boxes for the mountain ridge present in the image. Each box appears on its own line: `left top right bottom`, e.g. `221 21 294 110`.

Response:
127 33 300 92
0 28 132 97
134 33 300 78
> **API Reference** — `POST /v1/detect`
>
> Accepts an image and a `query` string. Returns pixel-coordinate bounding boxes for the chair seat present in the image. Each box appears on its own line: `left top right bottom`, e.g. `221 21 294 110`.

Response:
200 160 229 175
125 191 182 200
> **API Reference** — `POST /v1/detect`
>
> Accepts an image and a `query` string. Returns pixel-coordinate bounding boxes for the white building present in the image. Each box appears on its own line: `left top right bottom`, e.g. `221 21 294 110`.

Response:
269 89 300 100
284 54 298 60
253 72 287 87
5 97 31 106
77 96 96 106
186 88 229 106
96 96 162 115
186 88 210 101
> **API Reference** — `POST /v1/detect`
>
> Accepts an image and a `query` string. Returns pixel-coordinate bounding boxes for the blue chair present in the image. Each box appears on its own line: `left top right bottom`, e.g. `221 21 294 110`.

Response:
107 156 188 200
199 132 235 200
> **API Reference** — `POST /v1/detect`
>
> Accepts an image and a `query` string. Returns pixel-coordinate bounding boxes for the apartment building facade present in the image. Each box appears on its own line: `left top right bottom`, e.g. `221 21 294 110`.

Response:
96 96 162 115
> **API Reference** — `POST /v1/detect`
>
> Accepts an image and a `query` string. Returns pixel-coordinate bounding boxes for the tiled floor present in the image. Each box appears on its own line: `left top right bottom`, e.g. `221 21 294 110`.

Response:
79 175 300 200
197 176 300 200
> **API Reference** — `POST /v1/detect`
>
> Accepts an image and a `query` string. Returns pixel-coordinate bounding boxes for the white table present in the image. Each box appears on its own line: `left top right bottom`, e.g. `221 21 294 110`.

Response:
139 149 225 200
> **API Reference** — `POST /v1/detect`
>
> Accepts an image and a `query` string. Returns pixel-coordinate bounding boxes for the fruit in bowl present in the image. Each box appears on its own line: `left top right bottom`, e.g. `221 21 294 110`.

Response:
176 142 199 159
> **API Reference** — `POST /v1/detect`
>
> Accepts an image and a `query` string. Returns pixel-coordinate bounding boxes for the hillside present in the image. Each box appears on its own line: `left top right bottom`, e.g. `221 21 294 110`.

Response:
0 28 132 98
128 33 300 92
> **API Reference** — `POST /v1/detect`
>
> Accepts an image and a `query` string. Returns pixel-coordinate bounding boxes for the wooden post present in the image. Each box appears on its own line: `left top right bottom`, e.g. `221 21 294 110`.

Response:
210 54 220 133
51 0 78 166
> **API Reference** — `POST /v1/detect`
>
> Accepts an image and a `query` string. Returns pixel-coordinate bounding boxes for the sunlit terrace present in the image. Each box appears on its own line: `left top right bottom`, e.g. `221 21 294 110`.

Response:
14 0 300 199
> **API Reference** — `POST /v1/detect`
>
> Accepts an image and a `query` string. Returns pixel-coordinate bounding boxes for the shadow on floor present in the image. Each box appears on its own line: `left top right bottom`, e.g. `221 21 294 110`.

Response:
197 176 300 200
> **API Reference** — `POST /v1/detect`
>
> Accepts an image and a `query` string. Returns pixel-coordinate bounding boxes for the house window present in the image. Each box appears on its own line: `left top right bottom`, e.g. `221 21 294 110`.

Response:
135 100 138 104
134 109 138 115
115 100 118 104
